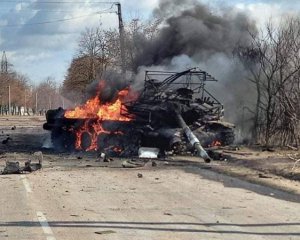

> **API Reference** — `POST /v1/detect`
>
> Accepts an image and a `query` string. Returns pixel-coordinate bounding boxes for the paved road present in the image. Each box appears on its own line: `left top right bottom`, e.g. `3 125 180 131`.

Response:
1 165 300 240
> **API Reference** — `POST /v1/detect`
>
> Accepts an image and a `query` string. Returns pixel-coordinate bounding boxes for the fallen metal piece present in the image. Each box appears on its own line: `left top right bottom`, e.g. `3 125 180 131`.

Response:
223 150 253 156
1 157 42 175
152 161 157 167
137 173 143 178
122 159 147 168
138 147 159 159
23 160 42 172
2 161 21 174
206 150 230 161
175 111 211 163
94 230 116 235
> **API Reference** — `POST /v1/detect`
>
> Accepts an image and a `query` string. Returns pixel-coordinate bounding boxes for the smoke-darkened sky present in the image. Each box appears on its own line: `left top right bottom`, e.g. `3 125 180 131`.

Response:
0 0 299 84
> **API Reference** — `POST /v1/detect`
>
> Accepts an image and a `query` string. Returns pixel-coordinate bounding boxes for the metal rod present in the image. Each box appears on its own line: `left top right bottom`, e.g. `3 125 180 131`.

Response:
175 111 211 162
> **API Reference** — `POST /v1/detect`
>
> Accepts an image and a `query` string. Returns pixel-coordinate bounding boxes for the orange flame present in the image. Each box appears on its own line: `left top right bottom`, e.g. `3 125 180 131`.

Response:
210 140 222 147
65 89 133 121
64 81 137 151
113 146 123 153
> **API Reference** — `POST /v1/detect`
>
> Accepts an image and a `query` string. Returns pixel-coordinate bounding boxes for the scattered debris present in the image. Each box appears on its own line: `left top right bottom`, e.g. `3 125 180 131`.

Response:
207 150 229 161
97 152 106 161
122 159 146 168
224 146 240 151
258 173 272 179
223 150 253 156
23 160 42 172
151 161 157 167
2 137 11 144
33 151 44 163
2 161 21 174
262 147 275 152
138 147 159 159
94 230 116 235
1 152 43 174
163 212 173 216
137 173 143 178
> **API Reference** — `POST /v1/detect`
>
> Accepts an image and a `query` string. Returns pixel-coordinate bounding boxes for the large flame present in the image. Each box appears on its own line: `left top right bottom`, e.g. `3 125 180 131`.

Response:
64 81 137 151
65 89 133 121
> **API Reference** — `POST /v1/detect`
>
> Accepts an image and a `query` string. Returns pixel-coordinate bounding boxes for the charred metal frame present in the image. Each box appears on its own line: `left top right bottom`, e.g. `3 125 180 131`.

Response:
122 68 224 123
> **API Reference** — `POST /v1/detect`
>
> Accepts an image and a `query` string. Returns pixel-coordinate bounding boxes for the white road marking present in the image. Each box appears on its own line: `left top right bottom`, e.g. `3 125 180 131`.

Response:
19 177 56 239
37 211 57 240
20 175 32 193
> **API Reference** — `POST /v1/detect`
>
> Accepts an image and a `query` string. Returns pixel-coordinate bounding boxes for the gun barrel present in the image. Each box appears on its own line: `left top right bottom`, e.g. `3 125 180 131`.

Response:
175 112 211 163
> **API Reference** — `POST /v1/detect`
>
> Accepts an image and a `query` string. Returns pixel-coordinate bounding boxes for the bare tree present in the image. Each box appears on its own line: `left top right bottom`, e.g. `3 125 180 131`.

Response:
78 27 111 80
34 77 62 112
237 18 300 146
63 18 160 102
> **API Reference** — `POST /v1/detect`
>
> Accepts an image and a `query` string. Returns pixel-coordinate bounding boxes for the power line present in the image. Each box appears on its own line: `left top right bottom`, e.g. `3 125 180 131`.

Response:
0 8 96 13
0 1 119 4
0 2 118 12
0 4 116 28
0 11 114 28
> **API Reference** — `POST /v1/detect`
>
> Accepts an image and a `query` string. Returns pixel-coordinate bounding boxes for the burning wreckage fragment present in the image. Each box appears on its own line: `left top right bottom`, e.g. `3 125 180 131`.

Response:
43 68 235 162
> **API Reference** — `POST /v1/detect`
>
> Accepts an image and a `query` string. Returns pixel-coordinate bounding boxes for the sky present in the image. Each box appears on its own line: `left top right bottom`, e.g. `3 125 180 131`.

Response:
0 0 299 86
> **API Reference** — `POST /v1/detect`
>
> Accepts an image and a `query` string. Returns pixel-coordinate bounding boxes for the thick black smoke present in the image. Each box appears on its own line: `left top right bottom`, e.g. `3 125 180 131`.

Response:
133 0 256 71
86 70 127 103
131 0 258 141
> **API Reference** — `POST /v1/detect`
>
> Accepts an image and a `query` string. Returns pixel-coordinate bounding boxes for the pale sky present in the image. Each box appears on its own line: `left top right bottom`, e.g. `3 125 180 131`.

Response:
0 0 299 85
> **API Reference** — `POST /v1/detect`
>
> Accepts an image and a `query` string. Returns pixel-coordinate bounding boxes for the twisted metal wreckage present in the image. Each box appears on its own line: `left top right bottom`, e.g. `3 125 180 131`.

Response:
43 68 235 162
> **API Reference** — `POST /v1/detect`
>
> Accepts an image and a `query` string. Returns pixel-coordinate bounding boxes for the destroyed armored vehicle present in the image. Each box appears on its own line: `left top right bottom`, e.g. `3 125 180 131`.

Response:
44 68 234 159
123 68 235 152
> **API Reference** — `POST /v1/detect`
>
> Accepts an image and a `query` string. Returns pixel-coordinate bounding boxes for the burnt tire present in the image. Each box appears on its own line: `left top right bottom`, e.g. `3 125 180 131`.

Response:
219 128 235 145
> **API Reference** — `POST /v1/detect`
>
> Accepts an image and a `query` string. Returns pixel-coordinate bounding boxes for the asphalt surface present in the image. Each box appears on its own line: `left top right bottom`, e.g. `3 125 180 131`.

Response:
1 165 300 240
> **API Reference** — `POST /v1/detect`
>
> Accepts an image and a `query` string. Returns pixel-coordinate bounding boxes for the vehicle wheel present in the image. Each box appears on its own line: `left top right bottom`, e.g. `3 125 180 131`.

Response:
219 128 235 145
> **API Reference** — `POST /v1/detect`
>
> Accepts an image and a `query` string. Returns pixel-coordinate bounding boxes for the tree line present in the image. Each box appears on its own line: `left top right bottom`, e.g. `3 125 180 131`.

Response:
236 18 300 146
0 66 68 115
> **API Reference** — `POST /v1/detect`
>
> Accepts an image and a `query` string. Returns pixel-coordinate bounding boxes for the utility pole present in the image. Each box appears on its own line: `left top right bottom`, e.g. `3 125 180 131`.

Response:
24 89 26 110
116 3 126 83
35 92 38 115
8 85 11 115
1 51 8 74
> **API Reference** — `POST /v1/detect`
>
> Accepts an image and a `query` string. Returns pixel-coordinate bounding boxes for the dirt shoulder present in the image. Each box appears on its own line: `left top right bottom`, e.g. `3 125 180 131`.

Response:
194 146 300 196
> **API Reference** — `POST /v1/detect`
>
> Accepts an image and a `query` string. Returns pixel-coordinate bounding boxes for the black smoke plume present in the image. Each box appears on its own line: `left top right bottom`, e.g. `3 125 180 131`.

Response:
133 0 256 71
131 0 258 141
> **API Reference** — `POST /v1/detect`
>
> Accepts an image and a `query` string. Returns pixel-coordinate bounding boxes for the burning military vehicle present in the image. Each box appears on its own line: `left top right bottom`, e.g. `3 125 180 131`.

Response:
43 68 235 161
